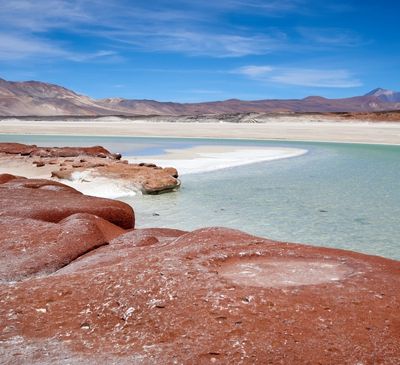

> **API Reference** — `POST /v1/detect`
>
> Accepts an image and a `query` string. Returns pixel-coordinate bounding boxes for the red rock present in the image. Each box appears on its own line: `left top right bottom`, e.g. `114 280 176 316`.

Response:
1 143 181 195
0 179 135 229
0 142 118 159
53 163 181 194
163 167 179 178
0 227 399 364
111 227 187 246
70 213 126 242
0 173 23 184
0 176 81 194
0 214 124 282
0 142 37 155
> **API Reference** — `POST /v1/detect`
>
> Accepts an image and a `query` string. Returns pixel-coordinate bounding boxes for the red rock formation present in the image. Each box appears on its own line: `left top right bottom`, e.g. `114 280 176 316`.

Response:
0 172 22 184
0 176 399 364
1 223 399 363
0 176 80 193
0 143 180 194
0 214 124 282
0 174 135 229
0 142 119 159
110 227 187 247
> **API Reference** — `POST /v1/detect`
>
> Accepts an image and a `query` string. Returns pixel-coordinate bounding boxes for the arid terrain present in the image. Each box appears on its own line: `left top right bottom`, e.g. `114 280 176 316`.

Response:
1 77 400 117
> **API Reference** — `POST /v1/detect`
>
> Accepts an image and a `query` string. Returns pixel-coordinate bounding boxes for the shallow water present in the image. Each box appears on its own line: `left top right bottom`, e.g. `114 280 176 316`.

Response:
1 134 399 260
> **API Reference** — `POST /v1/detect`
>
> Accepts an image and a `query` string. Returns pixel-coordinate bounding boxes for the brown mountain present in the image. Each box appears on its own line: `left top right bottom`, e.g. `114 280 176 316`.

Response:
0 77 399 116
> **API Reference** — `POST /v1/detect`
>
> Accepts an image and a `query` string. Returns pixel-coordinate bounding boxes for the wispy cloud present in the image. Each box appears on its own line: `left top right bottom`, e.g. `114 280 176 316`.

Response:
0 0 92 32
0 0 363 62
235 65 274 77
175 0 304 14
271 69 362 88
0 34 67 60
235 65 362 88
296 27 364 47
102 30 286 57
0 33 119 62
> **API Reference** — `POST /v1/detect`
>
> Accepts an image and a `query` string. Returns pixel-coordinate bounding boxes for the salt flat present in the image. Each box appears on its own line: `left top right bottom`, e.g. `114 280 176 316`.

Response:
1 118 400 144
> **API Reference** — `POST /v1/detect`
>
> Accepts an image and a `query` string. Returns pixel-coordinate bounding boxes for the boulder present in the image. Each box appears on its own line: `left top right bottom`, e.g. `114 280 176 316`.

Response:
0 176 80 193
0 173 23 184
0 214 124 282
0 176 134 229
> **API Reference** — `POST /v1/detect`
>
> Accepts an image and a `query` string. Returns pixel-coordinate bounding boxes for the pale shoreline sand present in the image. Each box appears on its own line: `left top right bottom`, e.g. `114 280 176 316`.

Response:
127 146 307 175
1 118 400 145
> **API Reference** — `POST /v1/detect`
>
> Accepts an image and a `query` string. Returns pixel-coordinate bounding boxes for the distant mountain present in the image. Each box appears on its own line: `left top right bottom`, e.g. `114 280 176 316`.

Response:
0 78 120 116
364 88 400 103
0 77 399 116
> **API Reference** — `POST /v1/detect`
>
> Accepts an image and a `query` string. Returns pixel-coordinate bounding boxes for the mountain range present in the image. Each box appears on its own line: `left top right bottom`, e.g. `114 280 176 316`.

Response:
0 77 399 116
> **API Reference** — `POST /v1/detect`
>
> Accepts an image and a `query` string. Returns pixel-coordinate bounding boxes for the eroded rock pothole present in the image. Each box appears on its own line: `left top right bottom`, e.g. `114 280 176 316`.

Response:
219 257 353 288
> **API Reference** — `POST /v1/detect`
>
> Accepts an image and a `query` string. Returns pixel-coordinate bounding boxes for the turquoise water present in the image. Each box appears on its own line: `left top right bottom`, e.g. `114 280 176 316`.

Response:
1 134 399 260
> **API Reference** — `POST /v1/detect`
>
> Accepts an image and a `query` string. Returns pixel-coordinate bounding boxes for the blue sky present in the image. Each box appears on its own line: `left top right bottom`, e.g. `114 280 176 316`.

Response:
0 0 399 101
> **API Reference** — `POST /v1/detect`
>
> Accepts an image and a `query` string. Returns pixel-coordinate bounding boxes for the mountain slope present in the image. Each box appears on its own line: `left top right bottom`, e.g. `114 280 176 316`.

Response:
365 88 400 103
0 77 399 116
0 78 122 116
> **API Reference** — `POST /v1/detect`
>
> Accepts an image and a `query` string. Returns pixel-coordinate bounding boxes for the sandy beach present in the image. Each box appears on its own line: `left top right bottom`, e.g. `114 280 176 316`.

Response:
1 118 400 144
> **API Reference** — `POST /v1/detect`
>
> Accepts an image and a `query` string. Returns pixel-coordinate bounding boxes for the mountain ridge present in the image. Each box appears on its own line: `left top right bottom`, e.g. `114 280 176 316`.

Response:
0 77 399 116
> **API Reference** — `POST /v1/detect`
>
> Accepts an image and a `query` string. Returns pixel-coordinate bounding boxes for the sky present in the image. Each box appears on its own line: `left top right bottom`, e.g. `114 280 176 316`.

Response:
0 0 399 101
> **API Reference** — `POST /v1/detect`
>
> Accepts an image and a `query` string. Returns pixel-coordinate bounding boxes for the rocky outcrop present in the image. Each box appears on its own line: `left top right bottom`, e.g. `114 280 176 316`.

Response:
0 176 399 364
0 214 125 282
0 142 120 159
0 174 135 228
0 142 180 194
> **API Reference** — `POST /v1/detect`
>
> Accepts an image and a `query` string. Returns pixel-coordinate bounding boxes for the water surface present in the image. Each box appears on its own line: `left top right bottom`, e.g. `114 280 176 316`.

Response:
1 134 399 260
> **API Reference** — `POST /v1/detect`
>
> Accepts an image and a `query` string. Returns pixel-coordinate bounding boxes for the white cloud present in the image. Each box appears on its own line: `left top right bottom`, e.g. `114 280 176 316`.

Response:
235 65 362 88
235 65 274 77
0 34 67 60
296 27 363 47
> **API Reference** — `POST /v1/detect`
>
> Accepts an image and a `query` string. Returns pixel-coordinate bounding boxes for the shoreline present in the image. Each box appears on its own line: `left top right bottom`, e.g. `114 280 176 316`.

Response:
0 145 307 196
126 146 307 175
1 119 400 145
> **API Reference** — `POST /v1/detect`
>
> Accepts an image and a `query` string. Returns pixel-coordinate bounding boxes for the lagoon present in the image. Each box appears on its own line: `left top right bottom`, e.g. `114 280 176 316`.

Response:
1 134 399 260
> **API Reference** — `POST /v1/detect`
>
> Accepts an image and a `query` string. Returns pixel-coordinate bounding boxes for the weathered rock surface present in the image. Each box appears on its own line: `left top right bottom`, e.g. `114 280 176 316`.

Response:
0 175 80 193
0 176 399 364
0 174 135 229
0 142 119 159
0 214 125 282
0 142 180 194
1 221 399 363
